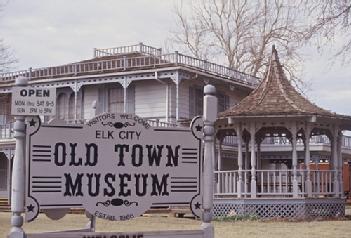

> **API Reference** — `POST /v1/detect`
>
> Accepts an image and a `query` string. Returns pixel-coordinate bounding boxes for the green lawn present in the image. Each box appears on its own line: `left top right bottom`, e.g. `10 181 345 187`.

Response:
1 212 351 238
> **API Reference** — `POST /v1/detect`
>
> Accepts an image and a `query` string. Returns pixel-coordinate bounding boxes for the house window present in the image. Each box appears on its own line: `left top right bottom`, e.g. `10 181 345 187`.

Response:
0 158 7 191
57 93 67 120
217 92 230 112
68 93 75 119
189 87 203 118
126 85 135 113
108 86 124 113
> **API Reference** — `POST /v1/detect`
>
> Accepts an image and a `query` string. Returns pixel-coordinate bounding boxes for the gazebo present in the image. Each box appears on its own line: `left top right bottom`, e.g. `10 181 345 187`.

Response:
214 46 351 218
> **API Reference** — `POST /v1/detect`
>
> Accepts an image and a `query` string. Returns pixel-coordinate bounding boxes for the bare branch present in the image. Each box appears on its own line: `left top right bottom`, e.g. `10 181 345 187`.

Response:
171 0 305 86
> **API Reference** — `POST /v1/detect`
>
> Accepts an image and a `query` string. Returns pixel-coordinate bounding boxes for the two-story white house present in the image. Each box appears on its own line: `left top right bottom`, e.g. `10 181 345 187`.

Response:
0 43 258 201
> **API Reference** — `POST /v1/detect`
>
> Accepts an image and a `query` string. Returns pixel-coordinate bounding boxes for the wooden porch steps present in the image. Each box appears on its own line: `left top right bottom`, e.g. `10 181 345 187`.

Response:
0 198 10 212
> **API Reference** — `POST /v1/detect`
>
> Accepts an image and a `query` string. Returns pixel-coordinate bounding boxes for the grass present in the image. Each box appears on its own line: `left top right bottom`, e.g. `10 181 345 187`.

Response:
0 212 351 238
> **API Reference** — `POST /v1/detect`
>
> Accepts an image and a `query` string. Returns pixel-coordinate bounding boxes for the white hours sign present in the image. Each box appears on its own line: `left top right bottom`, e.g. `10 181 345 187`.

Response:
25 113 204 222
11 87 56 116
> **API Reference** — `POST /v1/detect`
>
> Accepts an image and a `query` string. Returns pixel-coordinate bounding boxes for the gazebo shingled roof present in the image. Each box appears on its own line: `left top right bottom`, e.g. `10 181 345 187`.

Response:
219 46 351 130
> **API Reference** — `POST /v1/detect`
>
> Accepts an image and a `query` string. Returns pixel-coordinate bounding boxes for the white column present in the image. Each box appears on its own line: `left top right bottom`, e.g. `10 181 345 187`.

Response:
337 132 343 196
217 138 223 171
201 84 217 238
6 151 13 204
123 87 127 113
257 141 261 170
245 141 250 170
74 88 77 121
304 123 312 197
166 84 169 122
291 122 299 198
123 79 129 113
9 77 27 238
176 81 179 121
237 124 243 198
332 126 340 197
250 123 256 198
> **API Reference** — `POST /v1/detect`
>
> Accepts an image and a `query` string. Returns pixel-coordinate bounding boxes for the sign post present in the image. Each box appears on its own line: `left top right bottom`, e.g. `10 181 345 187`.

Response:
201 85 217 238
9 77 28 238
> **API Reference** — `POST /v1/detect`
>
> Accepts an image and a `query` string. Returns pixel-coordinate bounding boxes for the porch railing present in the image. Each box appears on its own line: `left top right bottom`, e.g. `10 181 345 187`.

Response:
214 169 336 198
0 123 13 140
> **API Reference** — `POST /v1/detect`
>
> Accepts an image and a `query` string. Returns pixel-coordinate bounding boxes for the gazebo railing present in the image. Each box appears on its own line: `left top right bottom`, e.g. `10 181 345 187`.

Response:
214 169 336 198
256 170 302 196
215 170 250 196
310 170 335 195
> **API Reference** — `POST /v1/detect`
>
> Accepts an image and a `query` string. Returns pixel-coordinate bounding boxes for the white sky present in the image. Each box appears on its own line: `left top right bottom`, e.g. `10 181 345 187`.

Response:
0 0 350 119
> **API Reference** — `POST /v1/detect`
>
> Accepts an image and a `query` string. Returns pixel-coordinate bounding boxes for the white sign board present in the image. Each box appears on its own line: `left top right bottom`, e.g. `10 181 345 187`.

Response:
25 113 203 222
11 87 56 116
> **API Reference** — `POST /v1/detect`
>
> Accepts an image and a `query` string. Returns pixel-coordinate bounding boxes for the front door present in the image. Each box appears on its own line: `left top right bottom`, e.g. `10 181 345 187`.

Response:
0 155 9 198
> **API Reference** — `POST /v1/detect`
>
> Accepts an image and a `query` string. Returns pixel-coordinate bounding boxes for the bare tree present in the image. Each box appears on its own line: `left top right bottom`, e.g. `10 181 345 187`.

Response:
0 1 16 73
303 0 351 63
0 39 16 73
172 0 305 82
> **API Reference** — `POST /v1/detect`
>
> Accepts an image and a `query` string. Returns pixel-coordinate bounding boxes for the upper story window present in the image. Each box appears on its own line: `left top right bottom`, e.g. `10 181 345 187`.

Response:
68 93 75 120
217 92 230 112
189 87 203 118
108 85 124 113
57 93 68 120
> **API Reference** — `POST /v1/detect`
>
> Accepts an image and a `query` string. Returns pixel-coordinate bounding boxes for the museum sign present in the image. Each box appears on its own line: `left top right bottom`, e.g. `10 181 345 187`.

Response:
25 113 203 222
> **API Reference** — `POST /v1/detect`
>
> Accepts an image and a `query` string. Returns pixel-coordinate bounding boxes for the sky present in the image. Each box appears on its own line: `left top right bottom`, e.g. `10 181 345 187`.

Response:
0 0 350 121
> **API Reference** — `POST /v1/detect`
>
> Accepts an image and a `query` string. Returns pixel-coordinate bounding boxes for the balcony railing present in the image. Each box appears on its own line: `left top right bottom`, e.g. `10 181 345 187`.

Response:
94 43 162 57
0 43 260 87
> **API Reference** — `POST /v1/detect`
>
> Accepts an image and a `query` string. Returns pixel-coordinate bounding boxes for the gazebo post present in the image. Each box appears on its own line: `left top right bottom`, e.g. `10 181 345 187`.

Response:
244 138 250 196
304 123 312 197
332 126 340 197
256 139 262 170
245 140 250 170
250 122 257 198
237 124 243 198
217 137 223 171
337 131 343 196
291 122 299 198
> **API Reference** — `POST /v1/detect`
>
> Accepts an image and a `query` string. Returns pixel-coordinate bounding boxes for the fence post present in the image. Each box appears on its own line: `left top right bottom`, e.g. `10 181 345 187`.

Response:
139 42 143 53
123 56 127 70
202 84 217 238
8 76 28 238
175 51 179 66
